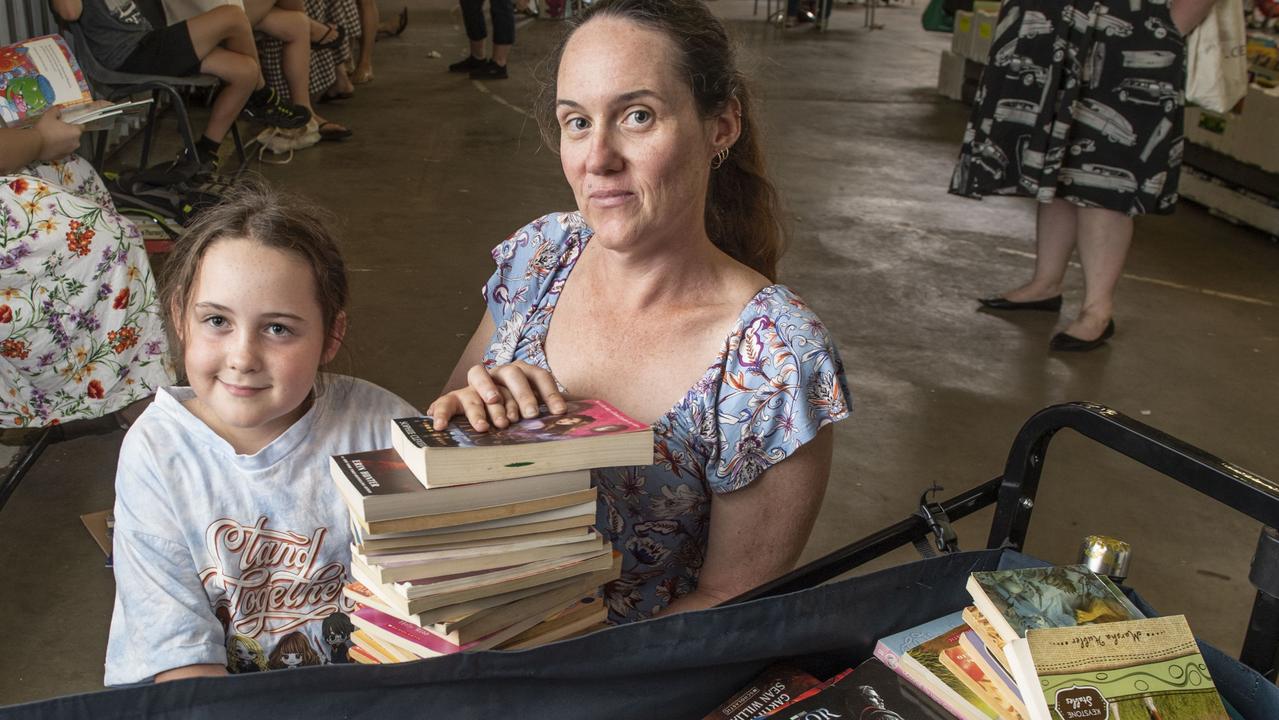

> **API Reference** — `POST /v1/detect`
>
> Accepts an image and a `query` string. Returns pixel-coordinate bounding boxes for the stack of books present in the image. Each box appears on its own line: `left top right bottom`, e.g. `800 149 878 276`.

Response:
330 399 653 664
875 565 1231 720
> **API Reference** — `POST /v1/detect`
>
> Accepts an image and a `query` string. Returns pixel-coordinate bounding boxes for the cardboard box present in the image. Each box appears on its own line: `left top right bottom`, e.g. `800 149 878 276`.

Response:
1180 169 1279 237
1187 85 1279 174
937 50 966 101
970 10 998 63
952 11 974 60
1235 84 1279 173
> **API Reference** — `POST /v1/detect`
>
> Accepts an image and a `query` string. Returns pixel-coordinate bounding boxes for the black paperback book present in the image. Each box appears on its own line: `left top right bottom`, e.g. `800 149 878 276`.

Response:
769 658 957 720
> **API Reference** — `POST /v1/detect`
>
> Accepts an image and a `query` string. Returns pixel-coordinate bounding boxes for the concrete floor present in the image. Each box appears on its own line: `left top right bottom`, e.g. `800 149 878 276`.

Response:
2 0 1277 706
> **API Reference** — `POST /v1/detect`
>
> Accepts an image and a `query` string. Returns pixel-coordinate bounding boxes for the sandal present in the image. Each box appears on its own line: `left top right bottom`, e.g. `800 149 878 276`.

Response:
312 23 346 51
376 7 409 40
319 90 354 103
317 121 353 142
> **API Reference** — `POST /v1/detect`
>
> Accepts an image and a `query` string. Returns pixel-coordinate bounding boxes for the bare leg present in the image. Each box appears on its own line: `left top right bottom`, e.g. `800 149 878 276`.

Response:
256 7 313 108
355 0 378 83
492 44 510 67
470 39 485 60
240 0 278 24
187 5 261 64
198 48 258 141
1064 207 1132 340
1001 198 1077 302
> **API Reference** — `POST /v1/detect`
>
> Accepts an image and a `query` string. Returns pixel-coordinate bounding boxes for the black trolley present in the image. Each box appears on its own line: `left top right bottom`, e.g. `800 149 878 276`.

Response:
3 402 1277 719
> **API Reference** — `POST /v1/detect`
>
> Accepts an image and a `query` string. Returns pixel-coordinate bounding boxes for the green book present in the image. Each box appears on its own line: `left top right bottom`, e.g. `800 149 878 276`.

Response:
1005 615 1229 720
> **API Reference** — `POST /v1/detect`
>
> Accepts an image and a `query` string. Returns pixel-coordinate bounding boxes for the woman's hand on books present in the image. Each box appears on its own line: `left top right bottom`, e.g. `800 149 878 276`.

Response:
427 361 567 432
33 108 83 162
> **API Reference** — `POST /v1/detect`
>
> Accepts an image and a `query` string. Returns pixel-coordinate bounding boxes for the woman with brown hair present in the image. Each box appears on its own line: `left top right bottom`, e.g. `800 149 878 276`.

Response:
427 0 852 623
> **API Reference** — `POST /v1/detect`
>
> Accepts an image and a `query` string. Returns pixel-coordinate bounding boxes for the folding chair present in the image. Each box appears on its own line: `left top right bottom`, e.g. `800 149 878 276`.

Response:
57 19 246 173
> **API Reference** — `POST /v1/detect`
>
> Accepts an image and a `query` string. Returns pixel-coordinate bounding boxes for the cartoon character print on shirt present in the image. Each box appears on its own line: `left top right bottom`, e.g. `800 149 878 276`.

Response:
322 612 355 664
268 631 323 669
227 634 269 674
198 516 350 669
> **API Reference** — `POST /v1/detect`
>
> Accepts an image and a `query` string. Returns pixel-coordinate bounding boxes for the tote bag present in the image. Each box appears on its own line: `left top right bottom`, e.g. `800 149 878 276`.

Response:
1185 0 1250 113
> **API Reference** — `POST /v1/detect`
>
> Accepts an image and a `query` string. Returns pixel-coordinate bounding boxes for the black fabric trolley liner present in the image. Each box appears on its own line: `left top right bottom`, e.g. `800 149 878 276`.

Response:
3 402 1277 720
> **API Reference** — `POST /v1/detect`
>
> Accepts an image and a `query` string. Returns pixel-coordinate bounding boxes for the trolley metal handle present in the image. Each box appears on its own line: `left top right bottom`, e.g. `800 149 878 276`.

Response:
727 402 1279 679
987 401 1279 549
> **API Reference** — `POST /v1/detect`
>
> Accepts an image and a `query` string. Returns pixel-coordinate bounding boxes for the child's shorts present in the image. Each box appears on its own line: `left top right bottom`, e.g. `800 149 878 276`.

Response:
118 21 201 77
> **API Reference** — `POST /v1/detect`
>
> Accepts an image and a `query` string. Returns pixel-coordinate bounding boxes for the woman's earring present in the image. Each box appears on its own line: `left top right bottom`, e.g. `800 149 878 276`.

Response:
710 147 730 169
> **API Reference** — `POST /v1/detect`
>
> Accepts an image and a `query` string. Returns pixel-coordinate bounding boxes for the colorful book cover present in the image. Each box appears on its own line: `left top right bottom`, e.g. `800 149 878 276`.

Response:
968 565 1144 642
0 35 91 125
958 630 1025 712
875 611 970 670
1012 615 1228 720
763 658 958 720
701 663 823 720
394 398 647 449
907 625 1001 720
333 447 424 498
940 645 1025 720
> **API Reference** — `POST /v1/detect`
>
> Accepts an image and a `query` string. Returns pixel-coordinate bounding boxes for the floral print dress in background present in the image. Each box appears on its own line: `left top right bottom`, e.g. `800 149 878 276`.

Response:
0 155 171 428
481 212 853 623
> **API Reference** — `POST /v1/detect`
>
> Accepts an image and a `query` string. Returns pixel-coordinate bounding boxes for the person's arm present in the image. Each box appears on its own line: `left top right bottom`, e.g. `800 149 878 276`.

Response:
1170 0 1220 35
0 110 84 172
154 665 228 682
659 425 835 615
49 0 83 22
426 312 567 431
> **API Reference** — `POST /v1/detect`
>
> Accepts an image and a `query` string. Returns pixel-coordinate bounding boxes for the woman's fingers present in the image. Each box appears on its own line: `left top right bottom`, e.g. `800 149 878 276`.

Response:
490 364 543 418
526 367 567 415
428 389 493 431
465 364 516 428
457 389 495 431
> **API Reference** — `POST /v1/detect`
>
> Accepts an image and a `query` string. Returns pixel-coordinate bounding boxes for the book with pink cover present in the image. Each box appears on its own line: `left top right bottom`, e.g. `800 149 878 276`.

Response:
391 399 653 487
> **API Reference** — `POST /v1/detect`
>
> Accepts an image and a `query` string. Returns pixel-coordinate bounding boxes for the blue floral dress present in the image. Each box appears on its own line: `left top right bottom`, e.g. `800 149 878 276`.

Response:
481 212 853 623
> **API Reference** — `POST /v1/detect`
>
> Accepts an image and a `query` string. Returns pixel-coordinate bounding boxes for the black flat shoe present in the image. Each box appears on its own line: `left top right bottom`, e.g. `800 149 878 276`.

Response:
1050 319 1115 352
978 295 1063 312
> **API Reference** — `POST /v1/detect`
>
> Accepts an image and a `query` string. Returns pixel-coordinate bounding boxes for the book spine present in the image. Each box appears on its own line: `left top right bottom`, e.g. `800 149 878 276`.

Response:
394 417 429 448
353 606 465 655
873 639 902 669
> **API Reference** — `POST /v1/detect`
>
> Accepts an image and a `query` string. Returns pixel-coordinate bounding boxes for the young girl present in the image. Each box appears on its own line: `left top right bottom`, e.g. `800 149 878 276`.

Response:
104 179 416 685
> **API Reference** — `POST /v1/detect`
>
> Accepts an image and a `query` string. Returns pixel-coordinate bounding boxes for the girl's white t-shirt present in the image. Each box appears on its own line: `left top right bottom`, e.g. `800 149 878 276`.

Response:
105 374 416 685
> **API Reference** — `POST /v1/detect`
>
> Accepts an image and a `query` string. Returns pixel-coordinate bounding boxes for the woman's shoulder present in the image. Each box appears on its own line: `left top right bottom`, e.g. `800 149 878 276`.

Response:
733 285 834 343
490 212 591 266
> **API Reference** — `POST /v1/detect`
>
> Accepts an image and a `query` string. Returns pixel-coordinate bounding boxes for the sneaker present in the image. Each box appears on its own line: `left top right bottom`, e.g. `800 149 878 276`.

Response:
469 60 508 80
242 87 312 129
448 55 486 73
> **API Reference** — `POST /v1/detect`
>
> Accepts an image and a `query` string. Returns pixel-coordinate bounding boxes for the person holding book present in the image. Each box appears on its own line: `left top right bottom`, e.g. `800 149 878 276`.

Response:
103 179 416 684
0 112 173 427
51 0 311 168
426 0 852 623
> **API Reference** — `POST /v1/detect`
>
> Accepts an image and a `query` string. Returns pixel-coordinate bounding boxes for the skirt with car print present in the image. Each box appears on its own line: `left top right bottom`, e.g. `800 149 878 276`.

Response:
950 0 1187 215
